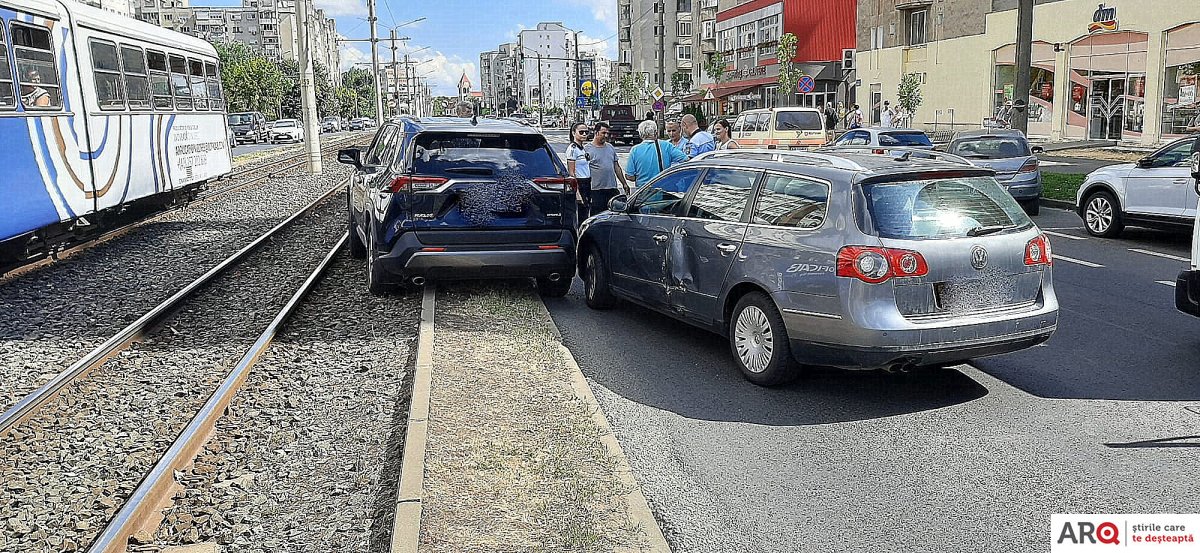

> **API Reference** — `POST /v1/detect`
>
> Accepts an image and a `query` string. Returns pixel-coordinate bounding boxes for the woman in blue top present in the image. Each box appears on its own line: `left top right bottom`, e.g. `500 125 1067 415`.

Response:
625 120 687 189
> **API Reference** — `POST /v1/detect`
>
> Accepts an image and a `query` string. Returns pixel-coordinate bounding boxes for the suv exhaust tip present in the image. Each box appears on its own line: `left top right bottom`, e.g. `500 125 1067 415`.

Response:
547 273 562 282
411 276 426 286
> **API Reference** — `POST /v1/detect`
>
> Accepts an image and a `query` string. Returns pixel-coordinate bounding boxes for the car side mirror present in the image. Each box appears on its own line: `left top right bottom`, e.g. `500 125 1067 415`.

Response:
1191 150 1200 181
1137 157 1155 169
1030 146 1044 155
337 148 362 168
609 194 629 212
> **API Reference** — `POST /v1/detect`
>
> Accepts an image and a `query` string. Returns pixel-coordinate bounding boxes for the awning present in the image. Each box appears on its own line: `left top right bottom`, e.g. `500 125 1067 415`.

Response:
711 83 761 99
678 90 710 103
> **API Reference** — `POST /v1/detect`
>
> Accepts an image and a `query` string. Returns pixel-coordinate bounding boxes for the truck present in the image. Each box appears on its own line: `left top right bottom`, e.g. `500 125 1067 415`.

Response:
599 105 641 146
1177 136 1200 317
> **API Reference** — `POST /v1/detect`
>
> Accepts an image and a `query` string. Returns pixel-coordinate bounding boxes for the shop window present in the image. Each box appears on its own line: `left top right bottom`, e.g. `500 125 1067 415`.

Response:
1162 23 1200 137
993 42 1056 136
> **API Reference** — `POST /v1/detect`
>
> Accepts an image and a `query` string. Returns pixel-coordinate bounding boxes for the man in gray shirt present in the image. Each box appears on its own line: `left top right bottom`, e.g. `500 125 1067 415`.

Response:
584 121 630 217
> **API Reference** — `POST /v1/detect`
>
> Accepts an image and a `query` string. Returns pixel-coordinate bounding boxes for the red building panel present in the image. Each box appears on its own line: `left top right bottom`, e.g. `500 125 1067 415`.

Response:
717 0 856 63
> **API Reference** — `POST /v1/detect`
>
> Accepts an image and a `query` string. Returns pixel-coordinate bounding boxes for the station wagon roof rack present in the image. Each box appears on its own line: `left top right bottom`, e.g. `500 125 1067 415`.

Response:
815 146 978 167
691 149 868 171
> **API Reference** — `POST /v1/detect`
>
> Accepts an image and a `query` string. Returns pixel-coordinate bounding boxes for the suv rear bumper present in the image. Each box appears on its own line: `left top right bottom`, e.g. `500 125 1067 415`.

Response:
378 230 576 281
1177 270 1200 317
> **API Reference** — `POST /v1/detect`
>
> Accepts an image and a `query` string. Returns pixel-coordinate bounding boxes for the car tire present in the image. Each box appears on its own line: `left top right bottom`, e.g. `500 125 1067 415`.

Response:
728 292 797 387
536 275 572 298
1082 190 1124 238
348 210 366 260
582 248 617 309
365 226 391 296
1020 198 1040 216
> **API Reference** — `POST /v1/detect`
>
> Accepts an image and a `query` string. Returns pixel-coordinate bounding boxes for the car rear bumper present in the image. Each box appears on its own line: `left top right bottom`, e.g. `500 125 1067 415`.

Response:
782 306 1058 369
377 230 576 281
1000 173 1042 200
1177 270 1200 317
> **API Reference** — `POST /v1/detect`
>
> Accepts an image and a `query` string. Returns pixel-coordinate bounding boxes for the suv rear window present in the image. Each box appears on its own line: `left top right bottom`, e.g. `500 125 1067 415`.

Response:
879 131 933 147
859 176 1032 239
412 132 559 178
775 111 823 131
601 106 633 120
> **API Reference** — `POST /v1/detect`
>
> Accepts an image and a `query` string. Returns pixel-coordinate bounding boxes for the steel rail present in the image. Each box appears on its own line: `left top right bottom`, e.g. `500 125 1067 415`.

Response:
86 233 347 553
0 182 344 437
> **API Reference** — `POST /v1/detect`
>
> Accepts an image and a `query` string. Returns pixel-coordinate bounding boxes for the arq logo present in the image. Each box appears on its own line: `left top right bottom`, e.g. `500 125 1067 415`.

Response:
1058 521 1121 545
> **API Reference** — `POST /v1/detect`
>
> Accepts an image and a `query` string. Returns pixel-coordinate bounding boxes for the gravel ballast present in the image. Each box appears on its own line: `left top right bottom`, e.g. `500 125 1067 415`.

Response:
0 193 346 552
140 255 420 553
0 159 351 415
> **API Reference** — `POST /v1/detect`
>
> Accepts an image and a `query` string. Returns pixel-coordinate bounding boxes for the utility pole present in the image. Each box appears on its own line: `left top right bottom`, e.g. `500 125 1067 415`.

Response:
1012 0 1034 133
390 29 398 118
656 0 666 131
367 0 383 125
537 52 544 119
573 31 580 123
296 0 321 172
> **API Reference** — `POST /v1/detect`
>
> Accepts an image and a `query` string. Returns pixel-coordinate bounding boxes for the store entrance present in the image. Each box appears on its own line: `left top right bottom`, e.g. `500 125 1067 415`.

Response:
1088 75 1125 139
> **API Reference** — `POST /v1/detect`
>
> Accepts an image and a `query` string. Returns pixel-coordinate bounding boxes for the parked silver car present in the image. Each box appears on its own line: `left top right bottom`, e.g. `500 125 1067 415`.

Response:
946 129 1045 215
578 148 1059 386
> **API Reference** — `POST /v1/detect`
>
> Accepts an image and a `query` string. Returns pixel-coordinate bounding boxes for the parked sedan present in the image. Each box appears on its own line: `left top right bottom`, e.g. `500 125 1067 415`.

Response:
577 149 1058 386
269 119 304 143
946 129 1044 215
1075 136 1198 237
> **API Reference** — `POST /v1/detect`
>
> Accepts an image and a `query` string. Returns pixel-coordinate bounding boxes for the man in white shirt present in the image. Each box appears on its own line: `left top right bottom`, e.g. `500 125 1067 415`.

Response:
880 101 895 128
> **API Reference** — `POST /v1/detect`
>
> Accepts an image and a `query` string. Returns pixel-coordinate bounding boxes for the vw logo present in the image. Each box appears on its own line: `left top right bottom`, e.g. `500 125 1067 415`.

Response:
970 246 989 271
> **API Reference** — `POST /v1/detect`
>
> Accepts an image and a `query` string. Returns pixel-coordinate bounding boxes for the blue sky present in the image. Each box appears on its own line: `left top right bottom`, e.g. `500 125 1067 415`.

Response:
201 0 618 95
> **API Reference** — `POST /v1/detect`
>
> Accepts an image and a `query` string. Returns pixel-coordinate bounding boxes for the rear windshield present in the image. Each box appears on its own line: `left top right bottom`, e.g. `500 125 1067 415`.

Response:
273 120 296 127
949 137 1030 159
775 111 823 131
228 113 253 125
412 132 559 178
859 176 1032 239
879 131 933 147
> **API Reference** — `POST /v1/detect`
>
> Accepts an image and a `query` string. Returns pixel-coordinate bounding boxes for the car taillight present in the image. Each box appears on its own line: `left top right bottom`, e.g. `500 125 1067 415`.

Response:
532 177 578 192
389 176 448 193
872 148 886 154
836 246 929 284
1018 159 1039 173
1025 234 1052 266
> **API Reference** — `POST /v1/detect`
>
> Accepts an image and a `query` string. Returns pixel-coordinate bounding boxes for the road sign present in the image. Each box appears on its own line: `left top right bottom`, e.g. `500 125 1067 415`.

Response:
579 79 596 98
576 97 590 108
652 87 665 101
797 74 815 94
653 100 665 111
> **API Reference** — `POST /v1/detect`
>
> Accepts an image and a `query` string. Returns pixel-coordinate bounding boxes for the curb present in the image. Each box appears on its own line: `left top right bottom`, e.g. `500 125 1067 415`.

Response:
535 298 673 553
1040 197 1076 211
390 285 437 553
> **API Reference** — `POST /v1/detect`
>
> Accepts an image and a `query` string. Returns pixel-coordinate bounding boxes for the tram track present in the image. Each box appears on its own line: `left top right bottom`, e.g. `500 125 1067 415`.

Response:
0 185 348 552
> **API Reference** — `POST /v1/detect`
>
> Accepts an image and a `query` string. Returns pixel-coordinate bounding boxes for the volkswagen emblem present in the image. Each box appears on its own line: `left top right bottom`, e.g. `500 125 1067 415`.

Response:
970 245 989 271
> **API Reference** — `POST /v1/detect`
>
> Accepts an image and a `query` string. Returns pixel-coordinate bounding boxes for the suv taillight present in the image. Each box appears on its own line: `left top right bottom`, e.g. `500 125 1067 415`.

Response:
1025 234 1052 266
836 246 929 284
389 176 448 193
532 177 578 192
1018 159 1039 173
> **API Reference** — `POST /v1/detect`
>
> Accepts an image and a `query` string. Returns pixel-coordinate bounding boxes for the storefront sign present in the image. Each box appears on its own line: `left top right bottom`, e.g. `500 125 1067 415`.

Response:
1089 4 1118 33
730 65 768 80
729 93 757 102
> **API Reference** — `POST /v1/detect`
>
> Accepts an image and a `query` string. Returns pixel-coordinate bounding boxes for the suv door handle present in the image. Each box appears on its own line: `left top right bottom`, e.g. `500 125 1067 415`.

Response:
653 234 669 243
716 243 738 255
1174 179 1191 185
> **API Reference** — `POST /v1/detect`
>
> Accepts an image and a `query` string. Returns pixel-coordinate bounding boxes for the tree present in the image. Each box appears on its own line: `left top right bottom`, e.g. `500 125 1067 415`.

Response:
335 86 363 118
341 67 378 118
223 57 286 115
670 71 692 97
617 74 642 105
775 33 800 107
703 51 728 87
898 73 924 122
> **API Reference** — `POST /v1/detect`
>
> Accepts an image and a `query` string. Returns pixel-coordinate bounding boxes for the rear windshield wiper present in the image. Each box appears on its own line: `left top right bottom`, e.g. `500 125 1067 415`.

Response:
966 224 1011 237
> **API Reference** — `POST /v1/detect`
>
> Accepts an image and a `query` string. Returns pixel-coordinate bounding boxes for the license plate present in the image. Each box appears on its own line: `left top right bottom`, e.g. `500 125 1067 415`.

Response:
934 277 1021 312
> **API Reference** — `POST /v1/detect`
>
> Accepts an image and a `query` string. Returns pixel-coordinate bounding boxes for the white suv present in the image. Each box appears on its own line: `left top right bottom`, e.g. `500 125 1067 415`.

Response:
1076 137 1198 237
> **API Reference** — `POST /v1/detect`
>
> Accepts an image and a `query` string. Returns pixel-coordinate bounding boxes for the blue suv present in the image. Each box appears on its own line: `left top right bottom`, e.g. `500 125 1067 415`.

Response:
340 117 578 295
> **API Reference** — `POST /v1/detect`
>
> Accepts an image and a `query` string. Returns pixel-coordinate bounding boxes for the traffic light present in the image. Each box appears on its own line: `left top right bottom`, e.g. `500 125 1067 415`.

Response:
842 48 855 71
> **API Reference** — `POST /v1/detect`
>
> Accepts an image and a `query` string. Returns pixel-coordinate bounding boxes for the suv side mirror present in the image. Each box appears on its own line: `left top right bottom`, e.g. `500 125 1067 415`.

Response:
337 148 362 168
609 194 629 212
1137 157 1155 169
1030 146 1044 155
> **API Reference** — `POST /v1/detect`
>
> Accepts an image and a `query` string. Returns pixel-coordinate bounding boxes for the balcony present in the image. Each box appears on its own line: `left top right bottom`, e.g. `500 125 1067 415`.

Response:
700 37 716 53
677 59 693 70
895 0 932 8
700 7 716 20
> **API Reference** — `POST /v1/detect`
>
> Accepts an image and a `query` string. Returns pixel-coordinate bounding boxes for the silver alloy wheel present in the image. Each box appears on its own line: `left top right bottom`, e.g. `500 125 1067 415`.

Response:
1085 195 1113 234
734 305 773 373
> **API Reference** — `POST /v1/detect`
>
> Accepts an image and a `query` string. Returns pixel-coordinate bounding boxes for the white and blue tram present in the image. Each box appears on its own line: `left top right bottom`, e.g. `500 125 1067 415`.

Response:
0 0 232 261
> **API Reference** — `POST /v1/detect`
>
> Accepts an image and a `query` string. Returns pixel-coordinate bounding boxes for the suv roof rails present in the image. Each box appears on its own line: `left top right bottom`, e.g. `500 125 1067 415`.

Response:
691 148 867 171
815 146 977 167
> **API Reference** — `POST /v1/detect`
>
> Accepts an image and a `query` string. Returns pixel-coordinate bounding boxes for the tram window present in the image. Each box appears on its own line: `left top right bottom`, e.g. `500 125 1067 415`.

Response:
204 61 222 111
11 22 62 109
188 58 207 110
120 46 151 110
89 39 124 110
169 54 191 110
146 50 172 110
0 25 14 108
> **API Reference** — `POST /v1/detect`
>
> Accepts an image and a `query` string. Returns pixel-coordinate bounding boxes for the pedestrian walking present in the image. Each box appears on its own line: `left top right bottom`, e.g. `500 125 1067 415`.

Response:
823 102 838 143
565 122 593 224
680 114 715 158
894 104 909 128
713 119 739 150
666 120 689 151
880 101 895 128
625 120 687 188
584 122 630 216
847 104 864 129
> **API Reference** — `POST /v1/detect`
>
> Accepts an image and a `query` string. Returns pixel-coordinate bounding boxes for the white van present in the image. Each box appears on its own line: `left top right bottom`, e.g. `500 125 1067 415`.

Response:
1178 138 1200 317
731 107 827 150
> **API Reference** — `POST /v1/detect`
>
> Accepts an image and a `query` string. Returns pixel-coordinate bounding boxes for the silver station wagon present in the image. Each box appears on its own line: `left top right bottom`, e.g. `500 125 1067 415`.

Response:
577 148 1059 386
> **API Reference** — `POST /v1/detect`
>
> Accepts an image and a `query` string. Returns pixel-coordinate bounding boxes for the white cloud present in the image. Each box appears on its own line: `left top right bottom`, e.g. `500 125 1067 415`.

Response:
411 52 478 97
504 24 529 43
577 32 616 60
338 42 370 72
570 0 616 25
315 0 366 17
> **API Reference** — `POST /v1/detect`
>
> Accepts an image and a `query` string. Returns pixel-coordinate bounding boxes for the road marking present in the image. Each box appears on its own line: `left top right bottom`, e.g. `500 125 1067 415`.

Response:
1039 160 1068 166
1043 226 1083 231
1156 280 1177 287
1054 254 1103 267
1043 230 1086 241
1129 248 1190 263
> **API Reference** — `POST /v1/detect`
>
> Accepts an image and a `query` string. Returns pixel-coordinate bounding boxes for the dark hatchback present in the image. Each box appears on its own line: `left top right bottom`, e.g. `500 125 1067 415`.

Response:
340 117 578 295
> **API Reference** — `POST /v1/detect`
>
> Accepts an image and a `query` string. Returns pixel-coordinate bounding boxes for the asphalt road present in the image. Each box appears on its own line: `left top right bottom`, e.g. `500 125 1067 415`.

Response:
544 206 1199 552
1038 155 1121 175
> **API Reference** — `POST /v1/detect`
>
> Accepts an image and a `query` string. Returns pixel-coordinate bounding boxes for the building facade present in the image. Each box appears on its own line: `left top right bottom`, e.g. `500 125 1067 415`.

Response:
517 23 577 111
618 0 691 110
855 0 1200 144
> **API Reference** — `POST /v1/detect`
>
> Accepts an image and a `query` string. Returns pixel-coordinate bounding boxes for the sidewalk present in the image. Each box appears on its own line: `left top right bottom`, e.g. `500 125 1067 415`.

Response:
414 282 668 552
